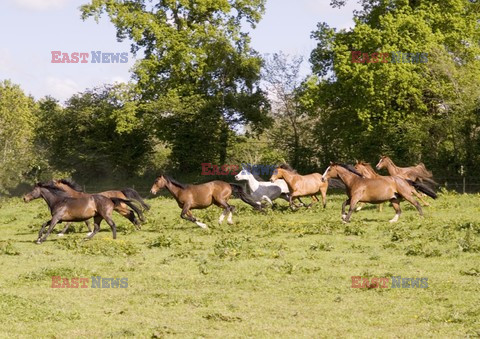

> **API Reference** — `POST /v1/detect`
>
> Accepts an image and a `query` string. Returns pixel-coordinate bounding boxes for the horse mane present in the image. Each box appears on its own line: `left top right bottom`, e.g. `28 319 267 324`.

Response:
164 175 188 189
36 181 71 197
357 161 376 174
337 163 364 177
278 163 297 173
57 178 84 192
253 174 265 182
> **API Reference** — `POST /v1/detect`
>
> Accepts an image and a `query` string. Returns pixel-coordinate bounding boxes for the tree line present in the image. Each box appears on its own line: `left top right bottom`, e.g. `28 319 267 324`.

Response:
1 0 479 194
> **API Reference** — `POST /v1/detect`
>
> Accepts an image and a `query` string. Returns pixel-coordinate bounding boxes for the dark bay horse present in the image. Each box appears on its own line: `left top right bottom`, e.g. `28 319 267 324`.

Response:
322 163 437 223
269 164 328 210
150 175 255 228
52 179 146 234
23 182 132 243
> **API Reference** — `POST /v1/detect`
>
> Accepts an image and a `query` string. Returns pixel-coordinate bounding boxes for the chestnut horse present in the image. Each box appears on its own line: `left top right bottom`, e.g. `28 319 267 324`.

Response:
23 182 127 243
356 161 430 207
322 163 436 223
376 156 435 185
150 175 254 229
52 179 146 234
353 161 384 212
269 164 328 210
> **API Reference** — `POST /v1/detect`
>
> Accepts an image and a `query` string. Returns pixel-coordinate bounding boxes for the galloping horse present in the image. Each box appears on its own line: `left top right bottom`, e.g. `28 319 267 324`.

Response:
235 168 288 208
376 156 435 205
52 179 145 234
322 162 437 223
150 175 254 228
23 182 129 243
353 161 384 211
270 164 328 209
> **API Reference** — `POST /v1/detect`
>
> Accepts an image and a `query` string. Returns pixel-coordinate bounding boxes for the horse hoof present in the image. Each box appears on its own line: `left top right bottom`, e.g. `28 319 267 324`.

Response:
87 232 93 236
57 233 64 237
36 240 42 244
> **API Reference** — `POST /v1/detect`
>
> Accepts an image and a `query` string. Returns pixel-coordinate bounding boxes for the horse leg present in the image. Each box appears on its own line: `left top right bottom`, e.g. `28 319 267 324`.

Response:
181 206 207 229
280 193 290 202
37 217 60 244
38 221 50 239
356 203 364 212
57 222 71 237
296 197 306 207
389 198 402 223
87 216 103 239
344 198 359 223
116 205 141 230
85 220 93 235
401 194 424 217
341 199 351 221
104 216 117 239
413 189 430 206
320 184 328 208
227 205 235 225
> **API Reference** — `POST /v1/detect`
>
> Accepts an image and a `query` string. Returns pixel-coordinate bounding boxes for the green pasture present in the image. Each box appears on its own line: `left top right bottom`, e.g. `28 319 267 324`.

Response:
0 192 479 337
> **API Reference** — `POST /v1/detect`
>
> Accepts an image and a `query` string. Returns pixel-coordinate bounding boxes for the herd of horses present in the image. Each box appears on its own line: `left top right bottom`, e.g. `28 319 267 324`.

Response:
23 156 437 244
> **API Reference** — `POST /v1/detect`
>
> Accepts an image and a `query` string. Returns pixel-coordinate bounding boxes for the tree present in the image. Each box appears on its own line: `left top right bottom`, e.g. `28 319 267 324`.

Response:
81 0 271 172
0 80 37 193
36 84 153 181
309 0 480 176
262 53 320 171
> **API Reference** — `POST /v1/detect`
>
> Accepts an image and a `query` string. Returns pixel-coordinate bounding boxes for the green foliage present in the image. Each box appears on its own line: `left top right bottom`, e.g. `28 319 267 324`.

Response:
57 237 140 256
0 80 37 193
81 0 271 172
36 84 153 180
307 0 480 176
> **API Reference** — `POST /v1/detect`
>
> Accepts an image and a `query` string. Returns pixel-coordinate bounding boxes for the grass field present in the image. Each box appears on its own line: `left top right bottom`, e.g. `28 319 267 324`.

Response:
1 191 480 338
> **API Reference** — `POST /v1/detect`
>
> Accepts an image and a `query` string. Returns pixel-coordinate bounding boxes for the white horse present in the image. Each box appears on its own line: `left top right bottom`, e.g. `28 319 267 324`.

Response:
235 168 290 207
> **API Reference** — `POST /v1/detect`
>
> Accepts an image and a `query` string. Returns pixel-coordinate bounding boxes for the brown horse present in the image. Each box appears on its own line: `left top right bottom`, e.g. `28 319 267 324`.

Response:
376 156 435 183
356 161 430 207
269 164 328 210
150 175 254 228
353 161 384 212
322 163 436 223
23 182 128 243
51 179 145 234
376 156 435 205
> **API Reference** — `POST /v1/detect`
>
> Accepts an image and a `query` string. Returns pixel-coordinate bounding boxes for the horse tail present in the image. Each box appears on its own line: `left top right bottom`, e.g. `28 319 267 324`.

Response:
110 198 146 222
121 188 150 211
406 180 437 199
229 184 262 211
416 163 434 178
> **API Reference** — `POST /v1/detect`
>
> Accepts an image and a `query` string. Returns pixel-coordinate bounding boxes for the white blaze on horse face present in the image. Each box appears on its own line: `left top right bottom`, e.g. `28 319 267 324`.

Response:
322 166 331 180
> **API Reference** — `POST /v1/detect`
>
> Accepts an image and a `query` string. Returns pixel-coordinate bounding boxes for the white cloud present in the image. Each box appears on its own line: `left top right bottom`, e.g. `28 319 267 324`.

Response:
45 76 80 101
10 0 71 11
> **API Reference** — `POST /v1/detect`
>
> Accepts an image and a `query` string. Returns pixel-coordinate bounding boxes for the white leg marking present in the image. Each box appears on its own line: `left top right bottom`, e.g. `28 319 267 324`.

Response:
196 221 208 229
57 233 65 237
87 232 93 236
218 213 225 224
389 214 399 223
227 212 233 224
263 196 274 205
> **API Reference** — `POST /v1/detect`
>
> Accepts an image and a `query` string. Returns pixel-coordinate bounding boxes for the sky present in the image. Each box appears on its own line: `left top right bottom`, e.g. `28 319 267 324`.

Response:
0 0 360 102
